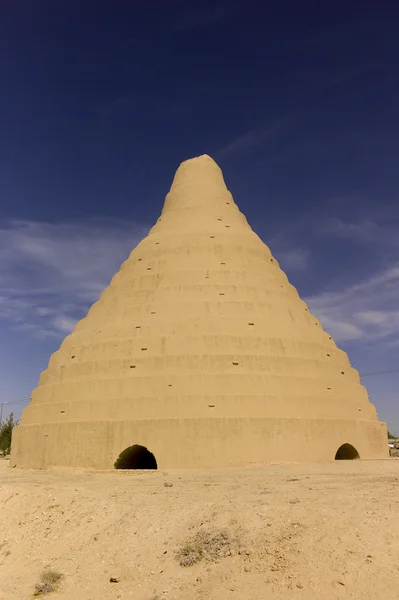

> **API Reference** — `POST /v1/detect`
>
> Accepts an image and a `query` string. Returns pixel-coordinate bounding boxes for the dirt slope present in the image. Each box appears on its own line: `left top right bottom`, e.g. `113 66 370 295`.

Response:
1 459 398 599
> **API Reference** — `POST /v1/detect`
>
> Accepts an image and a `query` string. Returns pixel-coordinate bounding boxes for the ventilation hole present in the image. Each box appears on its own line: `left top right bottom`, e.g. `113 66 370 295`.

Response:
327 387 331 390
147 267 152 270
138 258 142 261
270 258 274 262
328 336 332 340
232 361 239 366
225 225 230 228
326 353 331 357
60 410 65 414
135 325 141 329
341 371 345 375
130 365 136 369
208 404 215 408
248 322 254 326
226 202 230 204
210 235 215 238
150 311 156 315
219 293 225 296
280 285 284 288
71 355 76 359
305 308 308 312
358 408 362 411
221 262 226 265
141 348 148 351
168 384 172 387
217 218 222 221
315 322 318 326
155 242 159 245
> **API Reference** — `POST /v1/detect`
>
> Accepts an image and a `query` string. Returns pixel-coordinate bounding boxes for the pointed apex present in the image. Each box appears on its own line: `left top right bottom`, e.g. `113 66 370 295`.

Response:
175 154 222 176
170 154 225 191
181 154 219 165
163 154 230 214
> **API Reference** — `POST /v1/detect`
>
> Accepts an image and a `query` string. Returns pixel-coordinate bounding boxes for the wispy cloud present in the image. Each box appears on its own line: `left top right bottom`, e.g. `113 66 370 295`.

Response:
215 115 295 161
318 215 399 249
0 219 148 338
306 265 399 342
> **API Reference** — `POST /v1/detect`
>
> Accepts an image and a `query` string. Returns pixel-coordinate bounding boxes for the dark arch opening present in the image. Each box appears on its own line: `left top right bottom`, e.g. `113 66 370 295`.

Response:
114 444 158 470
335 443 360 460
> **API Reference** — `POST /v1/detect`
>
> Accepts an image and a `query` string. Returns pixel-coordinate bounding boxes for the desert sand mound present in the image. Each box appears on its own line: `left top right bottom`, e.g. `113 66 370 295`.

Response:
0 459 398 599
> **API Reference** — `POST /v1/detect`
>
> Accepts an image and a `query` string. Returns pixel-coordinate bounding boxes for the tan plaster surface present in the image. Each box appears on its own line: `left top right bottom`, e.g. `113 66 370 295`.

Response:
11 155 388 468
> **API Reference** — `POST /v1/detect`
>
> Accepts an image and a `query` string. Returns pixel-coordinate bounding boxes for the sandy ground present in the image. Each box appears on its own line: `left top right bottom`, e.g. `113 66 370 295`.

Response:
0 459 398 600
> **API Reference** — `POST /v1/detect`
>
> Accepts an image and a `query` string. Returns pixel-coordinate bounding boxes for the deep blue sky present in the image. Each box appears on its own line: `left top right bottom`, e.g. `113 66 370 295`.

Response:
1 1 398 433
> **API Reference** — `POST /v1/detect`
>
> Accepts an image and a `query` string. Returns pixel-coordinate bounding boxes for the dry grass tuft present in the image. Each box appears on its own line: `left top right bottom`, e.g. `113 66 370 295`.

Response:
34 569 63 596
176 528 239 567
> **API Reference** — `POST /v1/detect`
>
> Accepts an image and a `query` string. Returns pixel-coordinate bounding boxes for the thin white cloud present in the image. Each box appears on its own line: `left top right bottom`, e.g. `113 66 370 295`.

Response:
0 218 148 337
306 265 399 342
215 114 295 161
273 247 310 271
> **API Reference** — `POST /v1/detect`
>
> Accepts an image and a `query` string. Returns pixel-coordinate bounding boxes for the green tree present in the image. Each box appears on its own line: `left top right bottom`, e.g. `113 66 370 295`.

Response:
0 412 18 455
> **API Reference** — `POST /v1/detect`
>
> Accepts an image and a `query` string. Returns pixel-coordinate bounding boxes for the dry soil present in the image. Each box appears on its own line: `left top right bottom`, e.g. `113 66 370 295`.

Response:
0 458 398 600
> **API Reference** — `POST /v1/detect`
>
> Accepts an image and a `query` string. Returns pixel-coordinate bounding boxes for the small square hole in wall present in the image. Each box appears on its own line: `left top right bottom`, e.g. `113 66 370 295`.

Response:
71 355 76 359
210 235 215 238
150 311 156 314
141 348 148 351
219 293 225 295
326 353 331 357
130 365 136 369
221 262 226 265
270 258 274 262
138 258 142 261
226 202 230 205
327 387 331 390
155 242 159 245
225 225 230 228
248 322 254 326
147 267 152 270
135 325 141 329
232 361 239 366
217 218 222 221
341 371 345 375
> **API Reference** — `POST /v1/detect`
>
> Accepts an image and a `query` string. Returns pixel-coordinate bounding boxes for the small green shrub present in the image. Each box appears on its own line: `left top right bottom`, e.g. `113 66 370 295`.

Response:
0 413 18 456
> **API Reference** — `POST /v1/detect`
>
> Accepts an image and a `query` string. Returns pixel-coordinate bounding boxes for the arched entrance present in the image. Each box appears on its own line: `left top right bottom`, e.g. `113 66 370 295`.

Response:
335 443 360 460
114 444 157 469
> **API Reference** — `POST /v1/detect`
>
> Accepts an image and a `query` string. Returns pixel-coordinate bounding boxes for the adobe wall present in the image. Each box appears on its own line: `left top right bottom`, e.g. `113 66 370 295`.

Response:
10 417 388 470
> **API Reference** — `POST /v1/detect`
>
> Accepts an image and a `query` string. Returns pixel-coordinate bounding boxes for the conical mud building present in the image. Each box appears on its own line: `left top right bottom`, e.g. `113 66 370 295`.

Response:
11 155 388 469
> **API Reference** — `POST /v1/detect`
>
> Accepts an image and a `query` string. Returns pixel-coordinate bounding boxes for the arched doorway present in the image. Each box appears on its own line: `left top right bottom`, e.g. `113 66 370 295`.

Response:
335 443 360 460
114 444 157 469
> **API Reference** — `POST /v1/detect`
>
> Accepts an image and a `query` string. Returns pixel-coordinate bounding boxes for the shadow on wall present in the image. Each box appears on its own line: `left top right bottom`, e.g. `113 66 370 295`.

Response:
335 443 360 460
114 444 158 469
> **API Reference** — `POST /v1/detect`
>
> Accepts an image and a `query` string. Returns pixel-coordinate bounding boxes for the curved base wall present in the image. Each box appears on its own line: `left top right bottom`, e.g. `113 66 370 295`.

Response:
10 417 388 470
